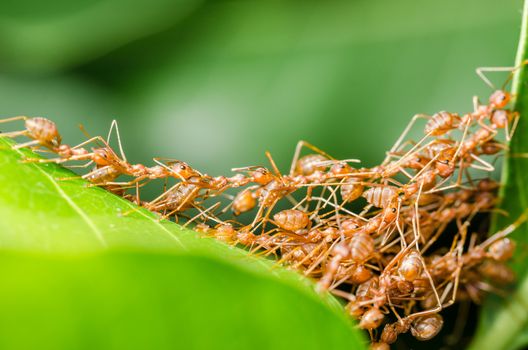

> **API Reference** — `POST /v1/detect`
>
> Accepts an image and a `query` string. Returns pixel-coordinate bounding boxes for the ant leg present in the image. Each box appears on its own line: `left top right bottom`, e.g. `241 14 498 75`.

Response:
158 187 200 222
0 116 29 124
317 254 344 291
79 121 126 158
305 239 340 276
12 139 41 150
65 160 95 169
106 120 127 162
469 155 495 172
293 241 326 270
135 181 142 205
265 151 282 178
405 255 443 319
0 130 28 139
260 199 280 233
148 183 181 208
476 65 519 90
507 111 521 141
72 135 112 153
183 202 221 228
472 96 481 113
386 133 434 175
384 114 429 164
480 210 528 249
249 204 265 230
23 152 93 164
451 118 472 162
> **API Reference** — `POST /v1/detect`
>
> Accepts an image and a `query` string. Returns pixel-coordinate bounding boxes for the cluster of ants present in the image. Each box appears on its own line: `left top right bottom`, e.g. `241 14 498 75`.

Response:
1 66 525 349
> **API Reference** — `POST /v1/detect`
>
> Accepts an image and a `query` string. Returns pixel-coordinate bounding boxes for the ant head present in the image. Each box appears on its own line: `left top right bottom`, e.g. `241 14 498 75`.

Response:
330 161 353 175
382 202 399 223
92 148 113 166
434 148 456 178
250 167 274 185
341 218 363 234
169 161 197 179
405 154 430 170
489 90 511 108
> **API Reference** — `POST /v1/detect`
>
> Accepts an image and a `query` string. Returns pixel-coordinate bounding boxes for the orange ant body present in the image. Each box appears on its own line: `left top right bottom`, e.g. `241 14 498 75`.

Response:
0 116 62 150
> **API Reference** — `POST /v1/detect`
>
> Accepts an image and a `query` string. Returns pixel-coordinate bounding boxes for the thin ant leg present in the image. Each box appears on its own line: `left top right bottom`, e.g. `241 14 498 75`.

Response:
309 196 369 222
384 114 429 164
12 139 41 150
0 130 28 139
507 111 521 141
476 64 523 90
0 116 29 125
305 239 340 276
105 120 127 162
182 202 222 228
265 151 282 178
290 241 327 270
469 154 495 172
402 252 443 319
479 209 528 249
158 186 201 221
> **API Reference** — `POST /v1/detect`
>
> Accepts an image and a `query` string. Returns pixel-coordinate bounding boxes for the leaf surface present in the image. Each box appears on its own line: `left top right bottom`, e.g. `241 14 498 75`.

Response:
0 137 366 349
470 1 528 349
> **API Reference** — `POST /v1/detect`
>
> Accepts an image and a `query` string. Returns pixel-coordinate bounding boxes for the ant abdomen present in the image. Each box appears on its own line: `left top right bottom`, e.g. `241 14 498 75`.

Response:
411 314 444 341
340 178 364 203
295 154 328 176
273 209 310 231
399 250 423 282
359 307 385 330
424 111 460 136
232 189 257 215
349 233 375 262
25 117 62 147
362 186 398 208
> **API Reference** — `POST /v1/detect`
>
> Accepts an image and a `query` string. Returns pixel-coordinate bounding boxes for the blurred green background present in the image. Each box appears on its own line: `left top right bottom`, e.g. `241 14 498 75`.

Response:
0 0 523 180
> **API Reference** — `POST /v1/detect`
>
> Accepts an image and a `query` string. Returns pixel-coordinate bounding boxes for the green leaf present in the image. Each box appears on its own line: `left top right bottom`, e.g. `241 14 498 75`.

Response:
0 137 367 349
469 1 528 349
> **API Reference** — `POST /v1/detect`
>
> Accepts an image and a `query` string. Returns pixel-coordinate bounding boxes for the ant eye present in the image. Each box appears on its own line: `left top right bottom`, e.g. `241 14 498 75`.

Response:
392 208 397 213
180 165 186 170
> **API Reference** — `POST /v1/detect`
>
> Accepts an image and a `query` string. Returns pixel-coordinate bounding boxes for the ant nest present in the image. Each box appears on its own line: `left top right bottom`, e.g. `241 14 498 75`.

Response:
1 66 524 348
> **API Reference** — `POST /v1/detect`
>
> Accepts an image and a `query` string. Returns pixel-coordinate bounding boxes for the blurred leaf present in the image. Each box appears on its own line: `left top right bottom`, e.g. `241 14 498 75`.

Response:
0 0 203 72
0 137 366 349
470 1 528 349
